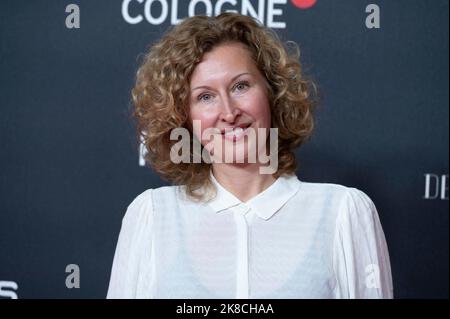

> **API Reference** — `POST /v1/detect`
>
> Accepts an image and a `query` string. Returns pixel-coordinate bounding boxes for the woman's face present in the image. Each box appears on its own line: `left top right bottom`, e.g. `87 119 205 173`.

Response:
188 42 271 163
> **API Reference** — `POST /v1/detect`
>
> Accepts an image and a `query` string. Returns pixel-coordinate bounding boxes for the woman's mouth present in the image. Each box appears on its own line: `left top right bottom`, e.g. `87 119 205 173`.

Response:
221 123 252 142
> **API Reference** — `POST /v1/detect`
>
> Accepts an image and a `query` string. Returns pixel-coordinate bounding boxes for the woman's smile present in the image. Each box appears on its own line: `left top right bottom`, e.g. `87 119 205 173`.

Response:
221 123 252 142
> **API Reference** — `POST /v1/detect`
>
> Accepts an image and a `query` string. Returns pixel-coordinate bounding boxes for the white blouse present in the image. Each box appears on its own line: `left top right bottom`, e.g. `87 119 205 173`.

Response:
107 171 393 299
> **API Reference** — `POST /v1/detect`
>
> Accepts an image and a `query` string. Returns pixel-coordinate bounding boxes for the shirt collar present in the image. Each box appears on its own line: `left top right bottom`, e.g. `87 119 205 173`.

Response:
207 170 301 221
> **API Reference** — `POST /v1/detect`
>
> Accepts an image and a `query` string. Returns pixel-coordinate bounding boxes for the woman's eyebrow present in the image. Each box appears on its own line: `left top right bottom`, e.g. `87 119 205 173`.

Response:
191 72 252 92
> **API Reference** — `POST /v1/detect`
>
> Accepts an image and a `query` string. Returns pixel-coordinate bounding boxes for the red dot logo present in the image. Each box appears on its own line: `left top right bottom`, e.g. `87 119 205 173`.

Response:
291 0 317 9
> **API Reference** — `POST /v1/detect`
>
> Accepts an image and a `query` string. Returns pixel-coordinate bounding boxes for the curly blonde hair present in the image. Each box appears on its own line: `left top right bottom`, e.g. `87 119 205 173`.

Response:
131 12 318 202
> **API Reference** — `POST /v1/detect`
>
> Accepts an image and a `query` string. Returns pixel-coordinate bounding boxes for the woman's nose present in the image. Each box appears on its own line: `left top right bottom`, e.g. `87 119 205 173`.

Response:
219 96 241 123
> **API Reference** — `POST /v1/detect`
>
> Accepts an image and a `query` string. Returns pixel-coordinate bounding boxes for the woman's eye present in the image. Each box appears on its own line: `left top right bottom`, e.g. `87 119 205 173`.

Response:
198 93 213 102
234 81 250 91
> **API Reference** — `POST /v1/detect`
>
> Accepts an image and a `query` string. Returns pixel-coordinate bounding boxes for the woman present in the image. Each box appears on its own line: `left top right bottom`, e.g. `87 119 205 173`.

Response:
107 12 393 299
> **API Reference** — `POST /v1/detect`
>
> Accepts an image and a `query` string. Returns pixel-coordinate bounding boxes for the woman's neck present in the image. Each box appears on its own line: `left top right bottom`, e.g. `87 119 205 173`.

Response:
211 163 277 203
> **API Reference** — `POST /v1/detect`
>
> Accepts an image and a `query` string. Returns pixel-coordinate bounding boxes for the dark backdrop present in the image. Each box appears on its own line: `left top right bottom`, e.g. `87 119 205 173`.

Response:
0 0 448 298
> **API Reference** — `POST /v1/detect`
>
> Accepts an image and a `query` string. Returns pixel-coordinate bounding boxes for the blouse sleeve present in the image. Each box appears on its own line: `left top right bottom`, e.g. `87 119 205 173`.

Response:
106 189 153 299
332 187 394 299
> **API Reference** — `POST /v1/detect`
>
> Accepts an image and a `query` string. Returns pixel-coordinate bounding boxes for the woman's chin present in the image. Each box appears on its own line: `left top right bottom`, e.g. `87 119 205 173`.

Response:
211 154 253 165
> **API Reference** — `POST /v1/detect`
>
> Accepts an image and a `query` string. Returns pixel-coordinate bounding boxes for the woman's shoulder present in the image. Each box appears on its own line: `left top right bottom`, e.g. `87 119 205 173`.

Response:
298 179 372 201
298 180 350 193
295 179 377 218
123 185 182 222
129 184 180 203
